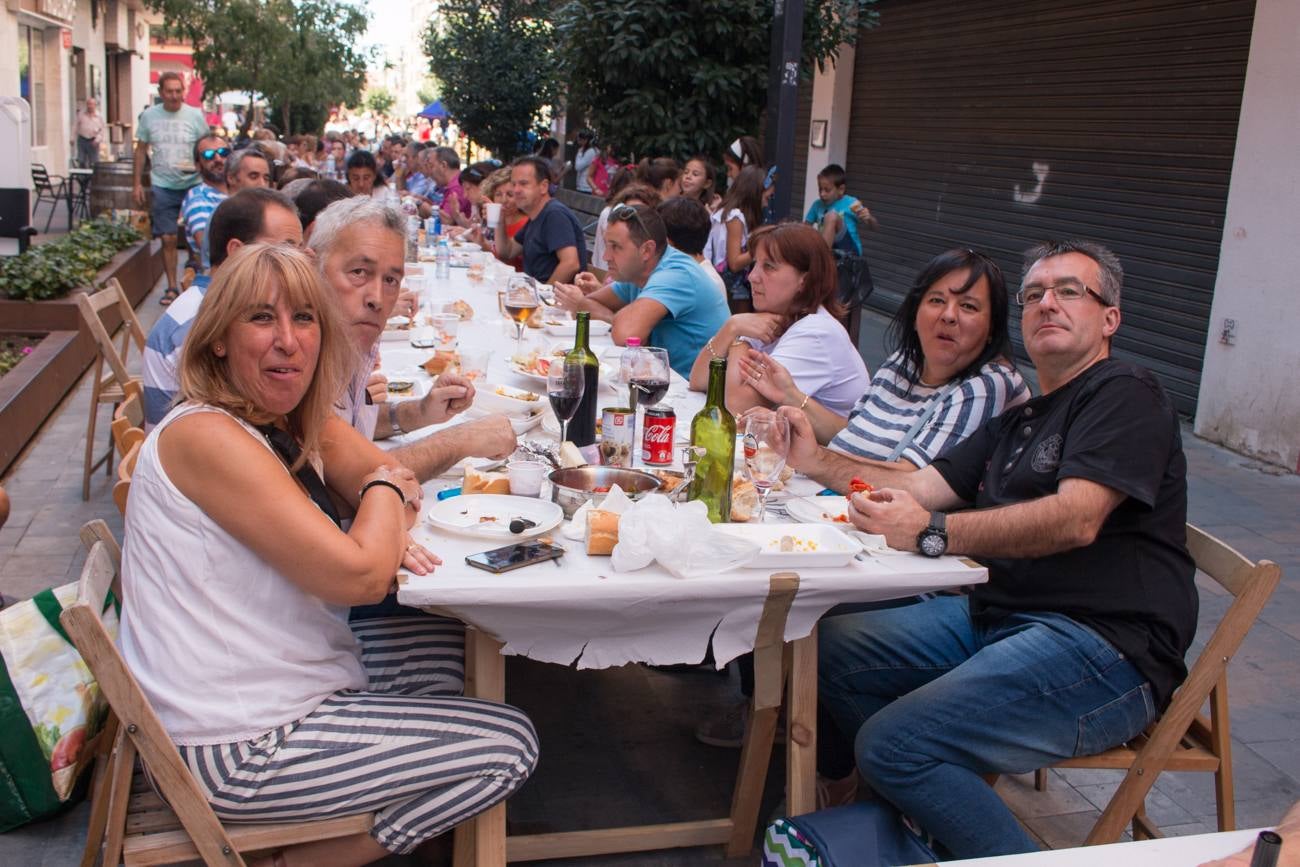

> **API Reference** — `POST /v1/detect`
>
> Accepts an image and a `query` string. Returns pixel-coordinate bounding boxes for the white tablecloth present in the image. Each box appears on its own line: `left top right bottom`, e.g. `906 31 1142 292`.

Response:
391 258 987 669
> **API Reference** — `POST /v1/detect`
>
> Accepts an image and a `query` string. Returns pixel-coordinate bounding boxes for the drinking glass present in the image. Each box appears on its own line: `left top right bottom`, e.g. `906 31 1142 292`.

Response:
742 411 790 523
547 360 586 445
505 277 540 354
626 347 671 412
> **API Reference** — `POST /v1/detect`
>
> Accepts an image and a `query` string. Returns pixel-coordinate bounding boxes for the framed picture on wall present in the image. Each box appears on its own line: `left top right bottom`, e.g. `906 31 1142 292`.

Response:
91 65 102 100
810 120 828 149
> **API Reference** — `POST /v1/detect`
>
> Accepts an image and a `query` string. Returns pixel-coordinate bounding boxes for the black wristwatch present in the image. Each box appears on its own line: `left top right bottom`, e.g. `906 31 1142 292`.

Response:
917 512 948 558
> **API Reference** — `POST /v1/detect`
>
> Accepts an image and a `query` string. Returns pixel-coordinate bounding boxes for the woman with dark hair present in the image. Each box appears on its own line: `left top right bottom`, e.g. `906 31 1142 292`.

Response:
704 165 766 313
573 129 598 193
634 157 682 199
742 248 1028 458
688 223 868 416
536 137 564 183
345 149 388 199
721 135 764 180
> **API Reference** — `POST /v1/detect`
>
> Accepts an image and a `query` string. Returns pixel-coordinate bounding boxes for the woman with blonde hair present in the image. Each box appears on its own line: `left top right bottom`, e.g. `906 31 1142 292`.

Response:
119 243 537 865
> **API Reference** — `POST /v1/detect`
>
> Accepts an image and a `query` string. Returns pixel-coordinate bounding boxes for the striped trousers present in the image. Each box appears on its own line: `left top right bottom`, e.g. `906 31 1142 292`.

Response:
176 616 538 854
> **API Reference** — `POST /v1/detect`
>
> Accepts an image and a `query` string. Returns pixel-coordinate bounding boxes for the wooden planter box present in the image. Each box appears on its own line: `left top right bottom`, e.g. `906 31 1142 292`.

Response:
0 240 162 475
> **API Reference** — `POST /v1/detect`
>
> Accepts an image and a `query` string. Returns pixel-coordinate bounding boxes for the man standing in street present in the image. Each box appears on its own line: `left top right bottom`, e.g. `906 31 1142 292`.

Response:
783 240 1197 860
75 98 104 167
179 135 228 281
495 156 587 284
133 72 210 306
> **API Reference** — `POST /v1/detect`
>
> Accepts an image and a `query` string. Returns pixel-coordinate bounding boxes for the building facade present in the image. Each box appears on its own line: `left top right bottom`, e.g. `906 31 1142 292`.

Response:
795 0 1297 472
3 0 154 173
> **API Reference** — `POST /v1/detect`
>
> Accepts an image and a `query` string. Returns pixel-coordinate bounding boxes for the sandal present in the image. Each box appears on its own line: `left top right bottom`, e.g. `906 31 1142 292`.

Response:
159 287 181 306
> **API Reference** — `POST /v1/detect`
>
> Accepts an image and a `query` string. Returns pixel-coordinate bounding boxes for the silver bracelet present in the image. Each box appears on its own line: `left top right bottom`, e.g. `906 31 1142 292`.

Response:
388 400 403 434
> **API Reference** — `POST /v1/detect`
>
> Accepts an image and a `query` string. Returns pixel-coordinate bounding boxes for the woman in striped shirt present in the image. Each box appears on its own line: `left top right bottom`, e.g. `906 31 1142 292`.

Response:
742 248 1027 488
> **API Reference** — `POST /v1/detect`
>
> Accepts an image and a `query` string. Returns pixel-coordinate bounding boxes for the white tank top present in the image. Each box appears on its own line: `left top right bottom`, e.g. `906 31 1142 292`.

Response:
119 403 367 746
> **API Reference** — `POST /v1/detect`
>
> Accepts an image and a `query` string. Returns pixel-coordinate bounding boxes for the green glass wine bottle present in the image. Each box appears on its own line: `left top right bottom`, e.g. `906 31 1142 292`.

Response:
565 312 600 447
689 357 736 523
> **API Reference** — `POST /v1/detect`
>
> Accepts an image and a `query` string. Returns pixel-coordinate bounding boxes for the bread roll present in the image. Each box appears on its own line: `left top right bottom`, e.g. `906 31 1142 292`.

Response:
449 299 474 320
463 466 511 495
731 479 758 522
421 350 459 376
585 509 620 556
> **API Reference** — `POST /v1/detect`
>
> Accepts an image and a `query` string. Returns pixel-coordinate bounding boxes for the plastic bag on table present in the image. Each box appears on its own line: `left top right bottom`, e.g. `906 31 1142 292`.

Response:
611 494 760 579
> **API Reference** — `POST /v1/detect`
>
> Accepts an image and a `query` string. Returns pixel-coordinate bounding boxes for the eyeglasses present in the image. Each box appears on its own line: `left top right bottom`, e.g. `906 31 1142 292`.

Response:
1016 280 1110 307
201 147 231 160
609 203 649 237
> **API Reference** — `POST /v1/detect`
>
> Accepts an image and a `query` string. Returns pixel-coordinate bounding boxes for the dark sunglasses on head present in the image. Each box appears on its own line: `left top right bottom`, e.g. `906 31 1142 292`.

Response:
201 147 231 160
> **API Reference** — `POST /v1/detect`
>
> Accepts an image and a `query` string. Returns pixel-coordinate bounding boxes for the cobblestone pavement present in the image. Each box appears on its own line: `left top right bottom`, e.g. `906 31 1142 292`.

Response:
2 285 1296 865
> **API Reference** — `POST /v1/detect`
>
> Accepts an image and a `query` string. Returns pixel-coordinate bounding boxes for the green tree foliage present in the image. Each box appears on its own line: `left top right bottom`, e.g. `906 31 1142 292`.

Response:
424 1 564 158
145 0 369 135
556 0 877 159
366 87 397 116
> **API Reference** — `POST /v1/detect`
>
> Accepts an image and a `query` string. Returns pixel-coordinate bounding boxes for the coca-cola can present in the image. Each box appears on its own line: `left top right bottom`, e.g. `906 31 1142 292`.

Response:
642 407 676 465
599 407 635 467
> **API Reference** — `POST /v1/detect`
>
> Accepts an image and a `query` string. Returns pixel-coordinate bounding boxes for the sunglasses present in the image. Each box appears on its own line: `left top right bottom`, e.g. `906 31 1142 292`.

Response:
609 203 652 239
200 147 231 160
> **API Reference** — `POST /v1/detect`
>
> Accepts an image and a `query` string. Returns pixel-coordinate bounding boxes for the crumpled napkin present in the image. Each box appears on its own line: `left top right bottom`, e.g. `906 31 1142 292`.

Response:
611 494 760 579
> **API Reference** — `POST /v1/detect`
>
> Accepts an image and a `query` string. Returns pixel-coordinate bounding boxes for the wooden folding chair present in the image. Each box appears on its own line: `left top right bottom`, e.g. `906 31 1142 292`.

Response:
1030 524 1281 844
112 441 141 517
64 523 375 866
111 382 145 457
76 278 146 501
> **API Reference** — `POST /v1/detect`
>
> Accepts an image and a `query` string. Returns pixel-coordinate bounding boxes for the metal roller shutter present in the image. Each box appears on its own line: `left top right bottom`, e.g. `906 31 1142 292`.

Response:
843 0 1255 414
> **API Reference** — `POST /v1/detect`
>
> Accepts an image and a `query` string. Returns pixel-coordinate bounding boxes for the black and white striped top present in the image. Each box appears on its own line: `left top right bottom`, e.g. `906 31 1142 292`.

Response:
828 351 1029 467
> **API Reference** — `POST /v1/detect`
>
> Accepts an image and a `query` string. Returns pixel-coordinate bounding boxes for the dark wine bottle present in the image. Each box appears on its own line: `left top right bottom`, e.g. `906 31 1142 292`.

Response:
565 312 600 446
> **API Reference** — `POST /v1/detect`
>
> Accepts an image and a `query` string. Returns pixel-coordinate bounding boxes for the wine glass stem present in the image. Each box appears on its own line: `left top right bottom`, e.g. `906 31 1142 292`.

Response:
756 488 770 523
559 419 567 445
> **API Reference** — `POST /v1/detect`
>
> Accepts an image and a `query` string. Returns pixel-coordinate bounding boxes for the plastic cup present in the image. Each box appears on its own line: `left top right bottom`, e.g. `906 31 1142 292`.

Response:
459 347 492 383
431 313 460 350
484 202 503 227
507 460 547 497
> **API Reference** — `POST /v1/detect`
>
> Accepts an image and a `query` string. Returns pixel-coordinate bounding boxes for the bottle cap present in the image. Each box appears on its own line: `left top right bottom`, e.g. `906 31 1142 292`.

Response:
626 337 642 347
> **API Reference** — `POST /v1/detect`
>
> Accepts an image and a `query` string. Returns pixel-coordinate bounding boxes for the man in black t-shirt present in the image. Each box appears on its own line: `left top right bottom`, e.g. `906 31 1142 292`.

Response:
495 156 588 284
780 240 1197 859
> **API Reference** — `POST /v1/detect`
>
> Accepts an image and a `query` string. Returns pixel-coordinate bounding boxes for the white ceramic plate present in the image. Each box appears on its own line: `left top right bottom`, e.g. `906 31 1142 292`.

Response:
465 407 545 436
475 384 545 416
544 318 612 337
714 523 858 568
425 494 563 538
509 360 616 387
439 455 508 479
784 495 854 526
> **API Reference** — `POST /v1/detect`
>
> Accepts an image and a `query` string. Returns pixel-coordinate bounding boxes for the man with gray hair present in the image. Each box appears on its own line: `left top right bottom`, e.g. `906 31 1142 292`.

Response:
225 147 272 192
781 239 1197 859
429 145 472 223
309 196 516 480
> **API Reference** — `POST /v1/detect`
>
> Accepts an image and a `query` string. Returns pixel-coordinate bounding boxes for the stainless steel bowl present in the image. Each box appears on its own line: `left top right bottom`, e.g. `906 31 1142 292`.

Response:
547 466 663 519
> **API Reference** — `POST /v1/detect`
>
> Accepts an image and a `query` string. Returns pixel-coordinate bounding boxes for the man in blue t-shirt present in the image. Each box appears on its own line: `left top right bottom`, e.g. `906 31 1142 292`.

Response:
553 204 728 378
495 156 587 284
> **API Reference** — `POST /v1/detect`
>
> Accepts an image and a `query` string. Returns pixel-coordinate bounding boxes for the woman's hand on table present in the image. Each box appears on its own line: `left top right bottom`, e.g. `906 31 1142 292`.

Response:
736 348 801 406
401 535 442 576
366 371 389 404
847 488 926 551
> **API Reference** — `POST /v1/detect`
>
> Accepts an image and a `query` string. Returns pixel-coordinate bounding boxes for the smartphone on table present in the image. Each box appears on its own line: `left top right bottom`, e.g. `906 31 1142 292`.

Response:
466 541 566 574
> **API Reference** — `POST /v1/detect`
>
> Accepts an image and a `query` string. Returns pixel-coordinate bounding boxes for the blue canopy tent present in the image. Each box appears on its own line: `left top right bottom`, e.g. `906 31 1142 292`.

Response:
418 100 449 120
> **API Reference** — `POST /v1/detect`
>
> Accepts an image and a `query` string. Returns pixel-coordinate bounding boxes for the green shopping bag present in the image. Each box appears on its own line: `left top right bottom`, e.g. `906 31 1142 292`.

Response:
0 584 118 831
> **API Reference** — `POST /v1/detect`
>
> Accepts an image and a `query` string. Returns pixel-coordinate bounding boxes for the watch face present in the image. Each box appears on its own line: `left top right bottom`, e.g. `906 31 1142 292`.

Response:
919 532 946 557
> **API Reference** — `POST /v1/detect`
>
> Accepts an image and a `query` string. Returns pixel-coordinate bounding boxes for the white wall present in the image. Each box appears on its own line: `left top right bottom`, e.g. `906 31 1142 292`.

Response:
800 45 856 217
1193 0 1300 473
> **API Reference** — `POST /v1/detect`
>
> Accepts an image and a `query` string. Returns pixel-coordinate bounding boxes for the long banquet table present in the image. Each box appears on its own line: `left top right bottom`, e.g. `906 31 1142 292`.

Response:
388 255 988 865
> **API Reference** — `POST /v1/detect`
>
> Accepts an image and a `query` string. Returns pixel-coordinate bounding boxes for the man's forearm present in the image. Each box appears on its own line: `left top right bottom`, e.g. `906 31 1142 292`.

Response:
579 297 616 323
133 143 146 184
947 494 1092 559
800 446 923 495
388 426 474 482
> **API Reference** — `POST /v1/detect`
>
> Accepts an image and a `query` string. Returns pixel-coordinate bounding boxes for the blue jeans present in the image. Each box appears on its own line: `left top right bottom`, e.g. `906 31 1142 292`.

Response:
819 595 1156 859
